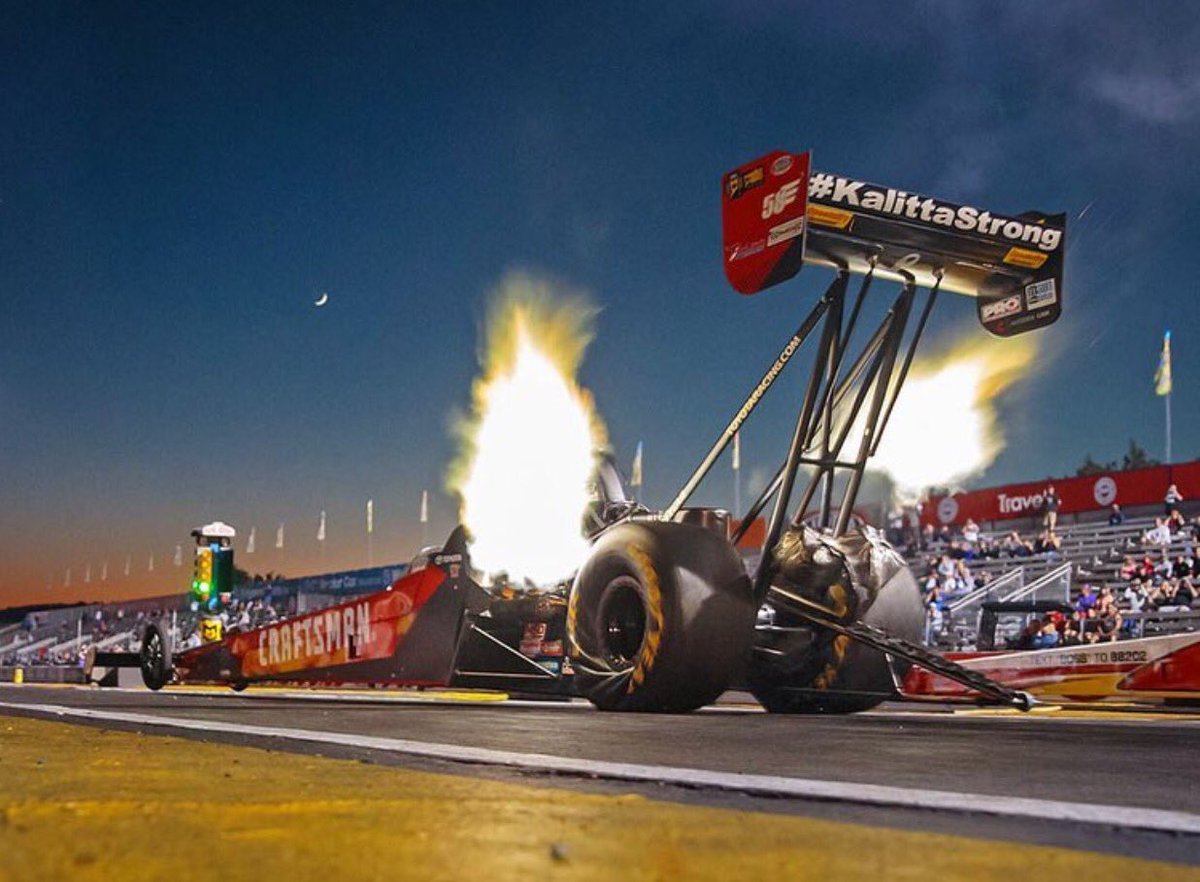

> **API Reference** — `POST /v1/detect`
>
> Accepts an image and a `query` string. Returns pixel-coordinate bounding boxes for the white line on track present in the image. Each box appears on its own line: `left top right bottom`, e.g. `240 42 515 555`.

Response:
58 686 1200 725
3 699 1199 836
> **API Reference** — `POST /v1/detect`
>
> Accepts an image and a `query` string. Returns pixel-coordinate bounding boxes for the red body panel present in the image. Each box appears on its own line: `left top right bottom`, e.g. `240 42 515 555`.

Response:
174 564 449 685
721 150 810 295
903 633 1200 701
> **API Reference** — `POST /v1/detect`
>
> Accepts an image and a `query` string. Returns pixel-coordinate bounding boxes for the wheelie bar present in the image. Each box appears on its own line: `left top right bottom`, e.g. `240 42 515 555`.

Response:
767 585 1035 710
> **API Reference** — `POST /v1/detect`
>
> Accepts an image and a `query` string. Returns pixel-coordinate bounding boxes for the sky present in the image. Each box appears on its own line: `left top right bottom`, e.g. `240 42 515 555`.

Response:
3 1 1199 607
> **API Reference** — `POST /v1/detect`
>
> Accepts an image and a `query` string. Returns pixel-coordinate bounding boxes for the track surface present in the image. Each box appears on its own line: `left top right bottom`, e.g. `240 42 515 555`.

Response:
3 684 1199 864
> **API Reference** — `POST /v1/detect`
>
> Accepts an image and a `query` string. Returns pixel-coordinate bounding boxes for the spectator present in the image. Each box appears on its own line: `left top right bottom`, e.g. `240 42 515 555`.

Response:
954 559 976 593
1075 583 1098 614
905 505 922 550
936 554 956 583
1016 618 1042 650
1035 530 1062 558
1142 517 1171 548
1184 515 1200 543
962 518 980 544
1042 485 1060 532
887 509 904 547
1172 553 1194 580
1123 579 1150 613
1165 483 1185 517
1168 507 1187 534
1096 604 1122 642
1119 555 1138 581
1031 618 1060 649
1062 612 1083 646
1138 555 1157 579
1108 503 1125 526
924 585 945 640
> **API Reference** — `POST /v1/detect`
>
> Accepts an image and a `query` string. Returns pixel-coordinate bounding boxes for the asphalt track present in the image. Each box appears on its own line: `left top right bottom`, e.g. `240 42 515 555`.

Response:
2 684 1199 867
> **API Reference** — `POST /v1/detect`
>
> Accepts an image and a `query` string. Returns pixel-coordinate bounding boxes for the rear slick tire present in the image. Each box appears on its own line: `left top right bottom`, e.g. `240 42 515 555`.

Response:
569 521 754 713
752 564 924 714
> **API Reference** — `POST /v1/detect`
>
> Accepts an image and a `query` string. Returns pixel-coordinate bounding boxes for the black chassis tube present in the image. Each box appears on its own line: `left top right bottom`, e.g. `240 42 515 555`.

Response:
728 300 890 546
751 272 849 603
660 288 834 522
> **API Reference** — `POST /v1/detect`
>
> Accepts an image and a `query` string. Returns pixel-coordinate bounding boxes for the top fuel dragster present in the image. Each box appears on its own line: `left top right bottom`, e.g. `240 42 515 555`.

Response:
133 149 1075 713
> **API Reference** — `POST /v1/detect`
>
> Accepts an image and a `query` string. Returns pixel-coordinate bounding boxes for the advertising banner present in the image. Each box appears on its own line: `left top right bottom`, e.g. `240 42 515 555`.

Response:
923 461 1200 527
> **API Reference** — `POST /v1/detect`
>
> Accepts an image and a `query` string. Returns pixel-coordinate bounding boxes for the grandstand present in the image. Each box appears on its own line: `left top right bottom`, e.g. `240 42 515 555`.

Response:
913 513 1200 649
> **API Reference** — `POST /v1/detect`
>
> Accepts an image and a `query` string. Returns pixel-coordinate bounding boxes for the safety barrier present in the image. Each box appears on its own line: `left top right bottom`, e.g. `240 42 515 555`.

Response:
0 666 86 684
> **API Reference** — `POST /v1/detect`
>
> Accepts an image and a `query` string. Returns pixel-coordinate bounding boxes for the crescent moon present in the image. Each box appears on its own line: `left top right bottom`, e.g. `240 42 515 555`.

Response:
314 292 329 307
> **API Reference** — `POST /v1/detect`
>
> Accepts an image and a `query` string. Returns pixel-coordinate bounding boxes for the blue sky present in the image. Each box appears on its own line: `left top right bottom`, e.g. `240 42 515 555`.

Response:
3 2 1198 603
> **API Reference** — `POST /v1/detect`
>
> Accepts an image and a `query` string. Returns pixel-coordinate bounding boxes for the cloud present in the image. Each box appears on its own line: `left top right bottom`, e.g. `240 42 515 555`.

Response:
1088 70 1200 124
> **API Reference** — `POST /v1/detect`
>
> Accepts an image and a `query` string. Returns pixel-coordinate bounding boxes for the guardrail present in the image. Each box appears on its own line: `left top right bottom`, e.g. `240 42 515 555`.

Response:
926 567 1026 647
945 566 1025 614
998 562 1073 604
1123 609 1200 639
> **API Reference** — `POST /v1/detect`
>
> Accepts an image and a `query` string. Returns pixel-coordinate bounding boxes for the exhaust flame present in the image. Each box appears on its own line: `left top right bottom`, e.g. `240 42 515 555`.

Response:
449 273 607 585
869 333 1038 499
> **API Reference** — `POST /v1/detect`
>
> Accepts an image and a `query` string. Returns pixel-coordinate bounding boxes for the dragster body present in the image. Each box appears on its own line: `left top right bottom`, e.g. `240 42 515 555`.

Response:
136 149 1082 713
903 633 1200 704
157 528 575 696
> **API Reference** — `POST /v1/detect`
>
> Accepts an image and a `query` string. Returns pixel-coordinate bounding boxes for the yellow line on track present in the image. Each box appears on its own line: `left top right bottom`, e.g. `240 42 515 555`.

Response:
161 684 512 702
952 705 1200 722
0 716 1194 881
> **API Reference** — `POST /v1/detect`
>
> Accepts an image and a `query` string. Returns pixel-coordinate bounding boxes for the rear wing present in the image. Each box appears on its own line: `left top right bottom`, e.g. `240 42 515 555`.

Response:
722 150 1065 337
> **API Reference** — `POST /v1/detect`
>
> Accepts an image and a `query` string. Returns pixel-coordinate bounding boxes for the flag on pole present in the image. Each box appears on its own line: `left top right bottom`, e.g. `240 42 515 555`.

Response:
247 527 256 554
173 544 183 567
123 555 131 577
317 510 326 542
85 564 91 584
420 490 429 524
366 499 374 534
148 554 155 572
101 561 108 582
275 522 285 549
1155 330 1173 396
630 442 644 488
732 431 741 472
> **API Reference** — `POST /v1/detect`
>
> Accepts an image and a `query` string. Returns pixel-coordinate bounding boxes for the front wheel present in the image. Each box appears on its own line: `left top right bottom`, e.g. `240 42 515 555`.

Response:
139 621 173 691
569 521 754 712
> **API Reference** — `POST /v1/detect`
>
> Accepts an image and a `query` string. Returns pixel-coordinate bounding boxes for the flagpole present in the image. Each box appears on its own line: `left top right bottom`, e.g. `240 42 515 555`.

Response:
367 499 374 568
1167 388 1173 464
318 510 327 573
733 431 741 518
420 490 429 549
630 442 644 505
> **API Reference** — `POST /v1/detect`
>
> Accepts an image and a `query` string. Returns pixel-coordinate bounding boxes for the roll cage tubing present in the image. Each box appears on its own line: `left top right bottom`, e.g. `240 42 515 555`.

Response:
660 262 943 606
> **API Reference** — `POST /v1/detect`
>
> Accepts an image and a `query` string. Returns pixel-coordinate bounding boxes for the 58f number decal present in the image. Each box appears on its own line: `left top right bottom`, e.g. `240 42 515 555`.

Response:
762 180 801 219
